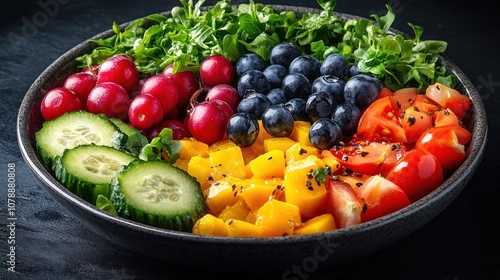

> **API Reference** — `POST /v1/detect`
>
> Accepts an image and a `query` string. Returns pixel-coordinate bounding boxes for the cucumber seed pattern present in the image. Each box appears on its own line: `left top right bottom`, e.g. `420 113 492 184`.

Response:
82 155 121 176
58 126 101 146
137 175 181 203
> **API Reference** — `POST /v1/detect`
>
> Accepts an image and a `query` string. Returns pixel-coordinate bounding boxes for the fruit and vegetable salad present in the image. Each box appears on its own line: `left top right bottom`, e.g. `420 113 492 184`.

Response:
34 0 473 237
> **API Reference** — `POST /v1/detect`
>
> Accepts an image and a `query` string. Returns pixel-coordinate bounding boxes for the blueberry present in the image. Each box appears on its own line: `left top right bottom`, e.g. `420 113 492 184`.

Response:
236 53 266 77
305 91 337 122
237 69 270 98
266 88 287 105
311 75 345 104
288 55 321 83
236 92 272 119
270 43 302 68
281 73 311 100
284 98 309 122
263 64 288 89
343 74 383 110
226 112 260 147
309 118 343 150
261 104 295 137
332 102 362 137
347 63 360 78
320 54 349 79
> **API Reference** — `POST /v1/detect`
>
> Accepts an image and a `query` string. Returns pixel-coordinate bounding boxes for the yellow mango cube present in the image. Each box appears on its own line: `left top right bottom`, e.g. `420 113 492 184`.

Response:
263 137 296 153
192 214 228 236
247 149 286 179
289 121 313 146
294 214 337 235
285 142 320 165
218 200 251 222
255 199 302 237
178 138 209 160
205 176 244 216
284 155 327 218
187 156 213 191
225 219 264 237
209 145 246 181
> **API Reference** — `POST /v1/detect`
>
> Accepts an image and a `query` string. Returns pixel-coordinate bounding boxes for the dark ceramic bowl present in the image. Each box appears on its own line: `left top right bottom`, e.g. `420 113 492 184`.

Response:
17 5 487 276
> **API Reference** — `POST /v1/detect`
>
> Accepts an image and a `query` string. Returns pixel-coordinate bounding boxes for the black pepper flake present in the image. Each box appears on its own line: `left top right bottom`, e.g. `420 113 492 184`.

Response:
358 150 369 157
268 156 273 160
228 219 233 225
213 182 220 186
218 163 222 167
407 115 416 126
412 106 420 112
231 184 236 191
307 173 314 180
391 144 400 151
306 181 313 191
397 101 401 110
233 191 238 197
362 203 368 214
356 182 363 187
299 148 308 155
207 176 214 181
444 109 450 116
342 155 349 161
408 98 414 105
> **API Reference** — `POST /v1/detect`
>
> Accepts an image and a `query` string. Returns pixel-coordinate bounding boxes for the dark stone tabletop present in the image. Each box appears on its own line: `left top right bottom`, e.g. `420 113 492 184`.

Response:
1 0 499 279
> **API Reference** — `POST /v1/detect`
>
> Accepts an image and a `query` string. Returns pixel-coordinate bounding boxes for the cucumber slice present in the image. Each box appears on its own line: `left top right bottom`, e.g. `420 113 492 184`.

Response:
110 160 207 232
35 110 126 169
54 144 136 204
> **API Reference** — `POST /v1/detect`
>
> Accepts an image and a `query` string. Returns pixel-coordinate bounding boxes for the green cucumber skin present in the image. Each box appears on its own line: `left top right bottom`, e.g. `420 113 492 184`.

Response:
54 158 112 204
53 144 137 204
110 160 207 232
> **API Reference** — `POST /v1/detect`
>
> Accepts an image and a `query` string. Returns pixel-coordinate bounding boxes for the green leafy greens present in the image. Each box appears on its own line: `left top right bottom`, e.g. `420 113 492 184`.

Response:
76 0 455 92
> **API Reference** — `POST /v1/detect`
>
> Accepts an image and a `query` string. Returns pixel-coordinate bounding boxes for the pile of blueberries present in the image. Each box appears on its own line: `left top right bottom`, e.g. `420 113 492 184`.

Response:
227 42 383 150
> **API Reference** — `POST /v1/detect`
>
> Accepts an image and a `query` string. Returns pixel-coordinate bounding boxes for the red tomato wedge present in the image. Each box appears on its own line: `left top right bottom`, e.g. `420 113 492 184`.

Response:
356 96 407 143
433 108 460 127
325 179 362 229
356 175 411 223
392 87 418 115
415 125 468 170
385 148 444 202
329 141 406 176
425 82 472 120
401 104 434 143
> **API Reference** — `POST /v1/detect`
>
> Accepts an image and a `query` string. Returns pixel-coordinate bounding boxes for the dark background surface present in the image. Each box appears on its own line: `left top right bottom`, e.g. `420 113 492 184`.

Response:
1 0 499 279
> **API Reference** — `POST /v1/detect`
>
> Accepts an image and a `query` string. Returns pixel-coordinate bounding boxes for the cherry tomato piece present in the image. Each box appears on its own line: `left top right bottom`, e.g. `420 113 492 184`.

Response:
97 54 140 93
128 94 164 130
163 64 199 109
385 148 444 202
330 141 393 176
356 96 407 143
187 101 229 145
401 104 434 143
87 82 130 120
415 125 468 170
199 55 235 88
425 82 472 120
141 74 180 114
357 175 411 223
40 87 83 121
62 72 97 105
325 179 362 229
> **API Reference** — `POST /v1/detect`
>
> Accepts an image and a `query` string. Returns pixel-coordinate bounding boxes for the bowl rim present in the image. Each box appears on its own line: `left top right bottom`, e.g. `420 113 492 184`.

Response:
16 4 488 246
